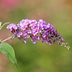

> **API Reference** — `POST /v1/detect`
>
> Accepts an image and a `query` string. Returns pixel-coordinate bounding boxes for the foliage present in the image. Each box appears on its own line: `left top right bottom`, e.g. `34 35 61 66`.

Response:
0 42 17 64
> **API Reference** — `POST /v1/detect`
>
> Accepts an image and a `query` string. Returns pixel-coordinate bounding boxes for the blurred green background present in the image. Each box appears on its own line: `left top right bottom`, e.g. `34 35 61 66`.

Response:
0 0 72 72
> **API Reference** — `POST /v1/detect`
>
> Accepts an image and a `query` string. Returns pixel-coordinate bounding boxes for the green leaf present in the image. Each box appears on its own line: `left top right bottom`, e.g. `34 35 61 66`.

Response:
0 42 17 64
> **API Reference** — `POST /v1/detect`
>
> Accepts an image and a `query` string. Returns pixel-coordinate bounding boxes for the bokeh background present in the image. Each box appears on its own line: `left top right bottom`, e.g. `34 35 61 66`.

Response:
0 0 72 72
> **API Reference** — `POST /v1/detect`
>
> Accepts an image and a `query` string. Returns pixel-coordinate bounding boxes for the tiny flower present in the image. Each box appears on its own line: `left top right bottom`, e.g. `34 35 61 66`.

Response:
7 23 17 33
17 19 30 30
16 32 22 38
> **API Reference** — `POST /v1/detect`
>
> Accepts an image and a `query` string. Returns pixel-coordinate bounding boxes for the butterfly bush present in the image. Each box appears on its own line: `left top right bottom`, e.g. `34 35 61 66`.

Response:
7 19 69 48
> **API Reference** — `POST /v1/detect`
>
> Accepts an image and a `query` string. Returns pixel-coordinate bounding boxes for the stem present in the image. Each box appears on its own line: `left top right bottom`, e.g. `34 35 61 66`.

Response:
1 35 15 43
0 22 13 42
0 22 10 30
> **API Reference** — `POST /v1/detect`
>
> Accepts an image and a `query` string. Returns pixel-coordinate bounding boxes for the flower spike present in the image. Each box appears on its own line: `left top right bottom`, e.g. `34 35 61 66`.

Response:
7 19 70 49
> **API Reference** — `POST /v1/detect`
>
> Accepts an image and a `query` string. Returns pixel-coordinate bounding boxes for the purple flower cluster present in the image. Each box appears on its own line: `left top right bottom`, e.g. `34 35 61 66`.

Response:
7 19 66 46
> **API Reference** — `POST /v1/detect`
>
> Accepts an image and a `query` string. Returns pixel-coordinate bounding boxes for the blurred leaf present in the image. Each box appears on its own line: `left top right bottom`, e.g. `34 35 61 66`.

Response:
0 42 17 64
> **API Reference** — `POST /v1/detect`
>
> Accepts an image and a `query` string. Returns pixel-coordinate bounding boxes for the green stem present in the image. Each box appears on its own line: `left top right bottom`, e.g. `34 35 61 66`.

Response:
0 22 10 30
